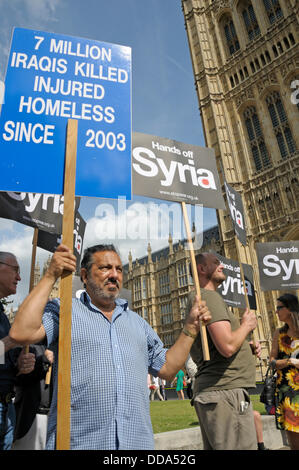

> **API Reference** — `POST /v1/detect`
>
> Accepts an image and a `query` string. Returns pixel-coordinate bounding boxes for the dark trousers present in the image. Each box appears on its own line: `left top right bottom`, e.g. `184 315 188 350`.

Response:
0 402 15 450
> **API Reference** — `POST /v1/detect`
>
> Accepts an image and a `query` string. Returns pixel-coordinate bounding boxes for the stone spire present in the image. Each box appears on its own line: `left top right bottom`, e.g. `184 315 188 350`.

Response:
128 251 132 271
147 242 152 263
168 233 173 255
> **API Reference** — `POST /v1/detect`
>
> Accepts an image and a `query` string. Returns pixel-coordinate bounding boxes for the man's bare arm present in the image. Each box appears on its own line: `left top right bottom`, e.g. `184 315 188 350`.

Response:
207 308 257 358
158 296 211 381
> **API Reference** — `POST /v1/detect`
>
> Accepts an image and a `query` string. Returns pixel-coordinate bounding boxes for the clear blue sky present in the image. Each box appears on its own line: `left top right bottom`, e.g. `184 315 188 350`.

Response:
0 0 218 308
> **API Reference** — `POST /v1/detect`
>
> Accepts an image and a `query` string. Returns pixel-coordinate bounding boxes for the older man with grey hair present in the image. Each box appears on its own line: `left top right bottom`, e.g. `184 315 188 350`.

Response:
0 251 35 450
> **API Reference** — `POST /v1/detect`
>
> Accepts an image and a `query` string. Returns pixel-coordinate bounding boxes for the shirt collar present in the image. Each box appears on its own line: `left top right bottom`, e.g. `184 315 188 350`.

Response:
80 290 128 315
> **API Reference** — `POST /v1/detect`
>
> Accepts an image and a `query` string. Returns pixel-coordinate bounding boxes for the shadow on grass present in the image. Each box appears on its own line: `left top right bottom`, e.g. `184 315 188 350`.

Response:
190 421 200 427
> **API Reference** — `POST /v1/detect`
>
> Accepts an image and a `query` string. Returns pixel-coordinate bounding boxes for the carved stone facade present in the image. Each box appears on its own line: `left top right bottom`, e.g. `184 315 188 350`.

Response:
123 226 221 348
181 0 299 360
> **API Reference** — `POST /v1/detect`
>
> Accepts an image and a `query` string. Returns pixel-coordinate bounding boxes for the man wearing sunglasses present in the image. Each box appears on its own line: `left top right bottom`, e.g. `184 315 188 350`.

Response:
0 252 36 450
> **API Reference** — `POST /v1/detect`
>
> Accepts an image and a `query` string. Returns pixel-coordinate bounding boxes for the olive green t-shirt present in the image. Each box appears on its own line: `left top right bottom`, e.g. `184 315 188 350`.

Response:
189 289 256 393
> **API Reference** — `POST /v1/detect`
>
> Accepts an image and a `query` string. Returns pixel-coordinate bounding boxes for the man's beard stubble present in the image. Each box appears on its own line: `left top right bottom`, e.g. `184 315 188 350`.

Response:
87 277 120 303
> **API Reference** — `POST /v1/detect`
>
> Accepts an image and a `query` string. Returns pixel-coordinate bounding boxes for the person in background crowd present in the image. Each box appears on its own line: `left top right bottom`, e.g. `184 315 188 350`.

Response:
150 375 164 401
0 251 36 450
12 346 54 450
253 410 269 451
147 373 152 399
172 369 185 400
158 377 166 401
269 293 299 450
9 244 211 450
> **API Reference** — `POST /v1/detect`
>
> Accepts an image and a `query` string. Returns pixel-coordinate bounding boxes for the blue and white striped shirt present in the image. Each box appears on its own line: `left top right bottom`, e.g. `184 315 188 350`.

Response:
42 292 167 450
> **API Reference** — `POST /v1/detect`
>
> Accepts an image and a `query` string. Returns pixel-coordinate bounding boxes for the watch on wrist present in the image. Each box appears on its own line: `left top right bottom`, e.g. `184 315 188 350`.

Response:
182 328 197 340
270 359 277 369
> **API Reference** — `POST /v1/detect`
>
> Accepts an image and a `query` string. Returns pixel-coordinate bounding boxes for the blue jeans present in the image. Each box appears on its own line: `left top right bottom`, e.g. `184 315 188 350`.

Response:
0 402 16 450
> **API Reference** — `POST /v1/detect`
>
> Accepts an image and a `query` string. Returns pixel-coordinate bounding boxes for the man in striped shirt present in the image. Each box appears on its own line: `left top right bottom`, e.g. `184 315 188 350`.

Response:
10 244 210 450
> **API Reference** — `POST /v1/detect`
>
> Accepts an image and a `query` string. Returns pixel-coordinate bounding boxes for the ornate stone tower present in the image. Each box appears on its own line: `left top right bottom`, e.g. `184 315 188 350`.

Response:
34 255 60 299
182 0 299 355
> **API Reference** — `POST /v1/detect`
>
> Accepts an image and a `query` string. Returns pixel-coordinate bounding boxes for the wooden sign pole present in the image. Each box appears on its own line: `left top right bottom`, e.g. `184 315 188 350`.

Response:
181 202 210 361
234 235 258 345
56 119 78 450
26 227 52 383
24 228 39 354
29 228 38 292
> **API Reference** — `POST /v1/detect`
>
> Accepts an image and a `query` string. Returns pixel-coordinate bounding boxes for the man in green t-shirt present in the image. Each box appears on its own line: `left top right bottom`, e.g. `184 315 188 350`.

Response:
188 252 260 450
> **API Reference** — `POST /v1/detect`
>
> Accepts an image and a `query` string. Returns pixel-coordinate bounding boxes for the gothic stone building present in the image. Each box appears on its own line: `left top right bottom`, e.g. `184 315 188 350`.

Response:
181 0 299 357
33 257 60 299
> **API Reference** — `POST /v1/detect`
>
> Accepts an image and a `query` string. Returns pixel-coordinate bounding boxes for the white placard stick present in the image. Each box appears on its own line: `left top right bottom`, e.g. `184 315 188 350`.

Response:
181 202 210 361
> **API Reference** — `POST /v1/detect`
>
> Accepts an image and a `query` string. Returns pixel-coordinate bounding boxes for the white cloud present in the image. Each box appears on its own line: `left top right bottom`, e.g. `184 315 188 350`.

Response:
82 199 208 264
0 225 49 309
4 0 61 23
23 0 61 21
0 232 31 261
0 219 15 231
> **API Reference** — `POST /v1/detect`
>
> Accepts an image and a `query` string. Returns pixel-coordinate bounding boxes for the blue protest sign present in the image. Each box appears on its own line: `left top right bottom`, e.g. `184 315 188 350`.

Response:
0 28 132 199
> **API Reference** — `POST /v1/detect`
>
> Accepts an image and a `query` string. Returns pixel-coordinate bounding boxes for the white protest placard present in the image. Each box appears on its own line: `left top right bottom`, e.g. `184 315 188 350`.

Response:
256 241 299 291
132 132 225 209
214 252 257 310
223 180 247 246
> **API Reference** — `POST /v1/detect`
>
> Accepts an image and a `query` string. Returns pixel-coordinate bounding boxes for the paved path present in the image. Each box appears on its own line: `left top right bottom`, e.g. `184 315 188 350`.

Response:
154 416 290 450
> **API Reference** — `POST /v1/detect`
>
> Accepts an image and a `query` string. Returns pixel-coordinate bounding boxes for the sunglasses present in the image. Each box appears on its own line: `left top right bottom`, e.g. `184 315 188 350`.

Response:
276 306 284 311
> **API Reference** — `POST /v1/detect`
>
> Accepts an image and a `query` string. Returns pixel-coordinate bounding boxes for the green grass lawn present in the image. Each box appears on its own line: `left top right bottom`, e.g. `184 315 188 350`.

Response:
150 395 267 434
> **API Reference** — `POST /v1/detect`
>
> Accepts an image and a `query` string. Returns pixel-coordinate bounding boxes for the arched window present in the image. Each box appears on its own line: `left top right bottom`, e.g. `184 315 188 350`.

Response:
266 92 296 158
177 261 188 287
272 44 278 57
159 271 170 295
244 106 271 171
160 302 173 325
241 2 260 41
223 16 240 56
283 37 290 50
263 0 283 25
289 33 295 46
265 50 271 63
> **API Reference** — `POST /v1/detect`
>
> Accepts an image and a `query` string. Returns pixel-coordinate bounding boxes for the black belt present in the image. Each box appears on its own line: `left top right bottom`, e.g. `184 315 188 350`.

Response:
0 392 15 404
